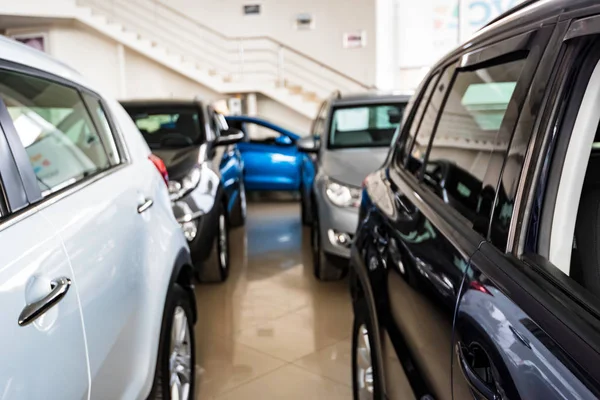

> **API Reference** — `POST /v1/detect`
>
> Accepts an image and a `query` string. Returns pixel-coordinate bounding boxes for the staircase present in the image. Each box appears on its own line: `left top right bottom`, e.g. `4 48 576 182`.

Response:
68 0 371 118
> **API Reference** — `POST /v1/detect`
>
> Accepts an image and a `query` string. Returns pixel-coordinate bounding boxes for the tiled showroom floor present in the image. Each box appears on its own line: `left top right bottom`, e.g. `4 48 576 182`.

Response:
194 200 353 399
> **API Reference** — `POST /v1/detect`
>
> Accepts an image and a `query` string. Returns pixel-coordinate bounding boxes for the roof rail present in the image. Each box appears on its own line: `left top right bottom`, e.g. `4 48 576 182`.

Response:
480 0 539 31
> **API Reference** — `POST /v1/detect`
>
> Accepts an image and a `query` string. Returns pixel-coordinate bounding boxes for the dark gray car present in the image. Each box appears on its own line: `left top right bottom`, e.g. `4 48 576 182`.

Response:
298 92 410 280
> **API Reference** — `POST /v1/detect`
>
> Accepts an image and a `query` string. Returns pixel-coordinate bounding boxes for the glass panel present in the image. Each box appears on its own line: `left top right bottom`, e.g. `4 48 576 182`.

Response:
409 68 454 172
400 72 439 165
424 58 527 227
0 71 110 196
126 106 204 149
328 103 406 149
82 94 120 165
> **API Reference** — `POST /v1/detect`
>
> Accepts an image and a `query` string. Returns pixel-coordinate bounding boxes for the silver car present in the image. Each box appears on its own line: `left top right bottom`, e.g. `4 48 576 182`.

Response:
298 92 410 280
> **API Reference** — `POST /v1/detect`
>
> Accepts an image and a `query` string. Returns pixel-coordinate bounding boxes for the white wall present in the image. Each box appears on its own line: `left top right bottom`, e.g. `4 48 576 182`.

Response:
394 0 526 92
11 22 221 101
256 95 312 135
164 0 377 87
1 0 76 18
6 21 311 133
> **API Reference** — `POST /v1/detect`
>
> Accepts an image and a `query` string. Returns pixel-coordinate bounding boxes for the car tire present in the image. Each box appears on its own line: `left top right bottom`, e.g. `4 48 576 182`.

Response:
196 203 230 283
300 187 312 226
149 284 195 400
352 297 382 400
229 179 247 227
311 203 345 281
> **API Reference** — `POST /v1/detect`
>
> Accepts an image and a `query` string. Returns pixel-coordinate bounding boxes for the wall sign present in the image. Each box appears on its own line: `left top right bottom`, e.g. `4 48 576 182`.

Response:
243 4 261 15
343 31 366 49
11 32 47 52
295 13 315 30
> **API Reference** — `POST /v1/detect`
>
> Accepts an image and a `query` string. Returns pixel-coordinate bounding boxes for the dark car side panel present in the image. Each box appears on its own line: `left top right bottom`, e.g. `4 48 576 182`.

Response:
352 166 481 399
457 246 600 399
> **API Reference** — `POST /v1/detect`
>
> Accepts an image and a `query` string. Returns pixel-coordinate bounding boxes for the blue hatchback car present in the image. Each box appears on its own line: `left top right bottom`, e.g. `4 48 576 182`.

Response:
225 115 316 198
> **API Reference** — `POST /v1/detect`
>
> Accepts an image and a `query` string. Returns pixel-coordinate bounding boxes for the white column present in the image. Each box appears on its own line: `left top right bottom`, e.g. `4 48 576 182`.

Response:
375 0 395 90
246 93 258 138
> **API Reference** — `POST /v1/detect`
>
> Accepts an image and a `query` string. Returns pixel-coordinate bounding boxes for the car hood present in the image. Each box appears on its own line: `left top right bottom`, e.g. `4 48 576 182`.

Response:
153 145 207 180
321 147 389 187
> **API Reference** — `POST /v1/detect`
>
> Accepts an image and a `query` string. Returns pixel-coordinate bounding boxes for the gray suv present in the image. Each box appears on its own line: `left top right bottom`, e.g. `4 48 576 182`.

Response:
298 92 410 280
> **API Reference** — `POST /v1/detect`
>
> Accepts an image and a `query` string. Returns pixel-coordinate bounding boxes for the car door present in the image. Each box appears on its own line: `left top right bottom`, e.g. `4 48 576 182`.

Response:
378 27 551 400
227 116 302 191
454 17 600 400
210 109 244 214
46 96 165 399
0 71 90 399
0 69 165 399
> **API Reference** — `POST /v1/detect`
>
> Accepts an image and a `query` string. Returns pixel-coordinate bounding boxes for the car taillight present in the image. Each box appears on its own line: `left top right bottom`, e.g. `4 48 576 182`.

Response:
149 154 169 186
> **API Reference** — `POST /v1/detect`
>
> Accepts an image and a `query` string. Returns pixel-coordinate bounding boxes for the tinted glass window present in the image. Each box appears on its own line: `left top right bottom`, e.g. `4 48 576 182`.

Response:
0 71 111 196
489 121 532 249
328 103 405 149
127 106 204 149
424 59 526 227
409 68 454 173
400 72 439 164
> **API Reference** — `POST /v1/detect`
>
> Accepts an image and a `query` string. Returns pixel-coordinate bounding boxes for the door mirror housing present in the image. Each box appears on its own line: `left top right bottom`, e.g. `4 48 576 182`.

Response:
275 136 294 146
215 128 245 146
297 136 320 153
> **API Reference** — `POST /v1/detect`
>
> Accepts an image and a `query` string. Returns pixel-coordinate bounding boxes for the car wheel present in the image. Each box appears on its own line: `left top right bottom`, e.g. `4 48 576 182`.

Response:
230 179 247 227
196 203 230 283
352 297 381 400
311 203 344 281
300 188 312 226
149 284 195 400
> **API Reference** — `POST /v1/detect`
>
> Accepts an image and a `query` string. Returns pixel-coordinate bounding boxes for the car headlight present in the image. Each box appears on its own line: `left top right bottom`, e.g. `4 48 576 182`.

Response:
168 166 202 201
325 178 361 208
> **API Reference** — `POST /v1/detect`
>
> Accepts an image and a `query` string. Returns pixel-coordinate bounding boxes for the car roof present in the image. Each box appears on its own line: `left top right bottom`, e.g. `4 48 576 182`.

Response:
431 0 595 72
332 91 412 107
120 99 204 109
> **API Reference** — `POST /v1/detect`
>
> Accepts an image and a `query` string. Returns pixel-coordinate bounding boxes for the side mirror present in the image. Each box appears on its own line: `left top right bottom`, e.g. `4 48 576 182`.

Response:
216 128 245 146
275 136 293 146
297 136 320 153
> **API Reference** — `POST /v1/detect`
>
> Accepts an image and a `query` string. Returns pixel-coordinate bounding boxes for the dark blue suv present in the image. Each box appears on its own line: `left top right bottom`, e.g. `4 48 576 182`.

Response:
350 1 600 399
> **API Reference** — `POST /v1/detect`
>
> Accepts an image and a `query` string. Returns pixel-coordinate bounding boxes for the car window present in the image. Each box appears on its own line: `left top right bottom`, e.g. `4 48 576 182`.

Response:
423 58 527 228
328 103 405 149
399 72 440 167
127 106 204 149
489 119 533 249
408 67 454 174
82 93 121 165
0 70 111 196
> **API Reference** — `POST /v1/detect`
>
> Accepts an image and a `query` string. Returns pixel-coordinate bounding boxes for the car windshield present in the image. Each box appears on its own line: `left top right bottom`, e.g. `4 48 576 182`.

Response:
126 106 205 149
328 103 406 149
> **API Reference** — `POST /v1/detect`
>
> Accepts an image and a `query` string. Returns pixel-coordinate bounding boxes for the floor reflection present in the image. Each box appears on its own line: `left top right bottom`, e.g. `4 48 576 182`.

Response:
194 200 353 399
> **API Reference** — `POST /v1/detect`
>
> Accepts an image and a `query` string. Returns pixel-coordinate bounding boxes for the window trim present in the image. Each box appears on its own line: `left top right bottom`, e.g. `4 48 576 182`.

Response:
81 91 124 166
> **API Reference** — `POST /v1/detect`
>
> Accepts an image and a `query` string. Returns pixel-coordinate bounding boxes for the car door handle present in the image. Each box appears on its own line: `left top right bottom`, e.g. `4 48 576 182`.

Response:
18 277 71 326
137 198 154 214
456 343 500 400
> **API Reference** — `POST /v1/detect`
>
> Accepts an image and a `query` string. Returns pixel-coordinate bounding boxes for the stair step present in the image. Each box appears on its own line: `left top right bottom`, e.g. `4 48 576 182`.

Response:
302 91 319 102
287 85 303 95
